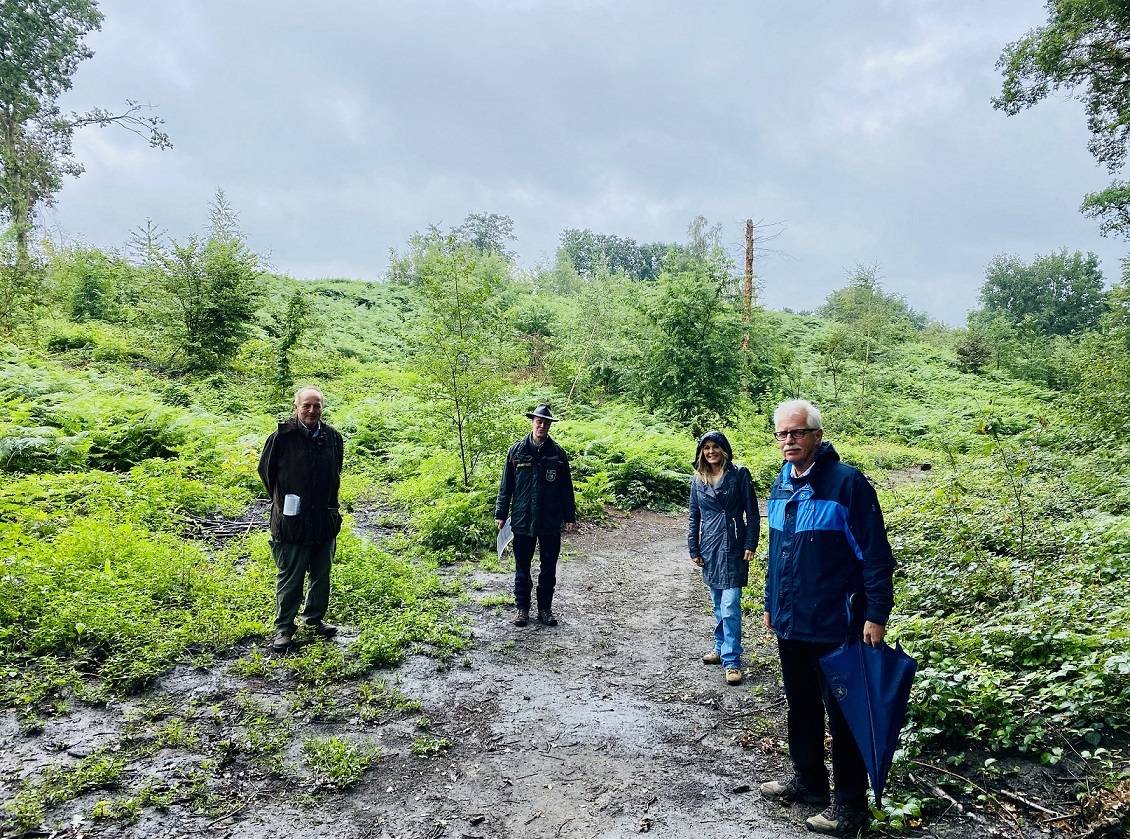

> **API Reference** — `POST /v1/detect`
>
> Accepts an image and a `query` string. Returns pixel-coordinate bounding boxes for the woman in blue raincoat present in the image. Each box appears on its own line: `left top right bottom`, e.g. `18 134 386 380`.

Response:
688 430 760 686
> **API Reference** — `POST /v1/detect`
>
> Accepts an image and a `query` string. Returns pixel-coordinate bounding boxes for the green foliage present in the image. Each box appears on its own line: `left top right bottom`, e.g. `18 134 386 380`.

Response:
952 328 991 373
888 441 1130 757
355 679 421 722
0 0 168 304
454 212 516 260
273 288 313 393
405 234 514 485
302 736 379 789
50 246 131 323
995 1 1130 235
978 250 1106 337
631 260 745 432
1069 271 1130 432
145 194 263 371
558 227 675 282
1080 180 1130 236
820 264 927 335
0 227 44 330
410 734 450 757
3 749 126 833
557 406 692 509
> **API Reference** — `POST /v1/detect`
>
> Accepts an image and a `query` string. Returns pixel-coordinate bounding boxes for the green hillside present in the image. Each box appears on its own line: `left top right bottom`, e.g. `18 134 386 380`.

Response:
1 227 1128 833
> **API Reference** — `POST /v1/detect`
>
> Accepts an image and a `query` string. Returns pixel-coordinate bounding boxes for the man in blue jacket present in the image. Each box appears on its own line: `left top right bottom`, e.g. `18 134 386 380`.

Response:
495 405 577 628
759 399 895 836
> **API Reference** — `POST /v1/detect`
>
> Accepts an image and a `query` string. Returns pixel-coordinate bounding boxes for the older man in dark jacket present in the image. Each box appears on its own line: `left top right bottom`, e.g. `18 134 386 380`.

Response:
759 399 895 837
495 405 576 628
258 387 344 653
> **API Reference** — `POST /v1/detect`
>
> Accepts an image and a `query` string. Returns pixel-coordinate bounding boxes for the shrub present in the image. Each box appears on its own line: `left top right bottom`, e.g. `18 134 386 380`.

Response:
302 737 379 789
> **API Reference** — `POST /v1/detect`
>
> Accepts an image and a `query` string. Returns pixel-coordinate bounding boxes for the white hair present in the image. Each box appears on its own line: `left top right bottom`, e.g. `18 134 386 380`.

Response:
293 386 324 407
773 399 822 429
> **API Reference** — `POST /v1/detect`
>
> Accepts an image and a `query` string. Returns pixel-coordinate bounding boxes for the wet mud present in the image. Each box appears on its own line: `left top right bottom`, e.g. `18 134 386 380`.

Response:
3 510 1008 838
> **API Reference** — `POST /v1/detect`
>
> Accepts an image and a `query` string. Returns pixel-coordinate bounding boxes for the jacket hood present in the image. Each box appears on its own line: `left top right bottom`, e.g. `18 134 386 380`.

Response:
693 430 734 471
814 441 839 465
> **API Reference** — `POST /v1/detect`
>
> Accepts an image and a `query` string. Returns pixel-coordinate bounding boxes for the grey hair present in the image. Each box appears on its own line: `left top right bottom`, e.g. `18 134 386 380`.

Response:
293 386 324 407
773 399 822 429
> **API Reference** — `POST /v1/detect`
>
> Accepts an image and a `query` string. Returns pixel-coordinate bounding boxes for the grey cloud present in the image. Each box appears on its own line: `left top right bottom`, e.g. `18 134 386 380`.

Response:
44 1 1127 323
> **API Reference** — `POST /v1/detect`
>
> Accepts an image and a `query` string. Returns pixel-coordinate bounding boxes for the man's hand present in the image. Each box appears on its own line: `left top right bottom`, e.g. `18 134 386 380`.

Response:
564 522 576 533
691 556 704 568
763 611 772 630
862 621 886 647
496 519 505 531
742 549 753 563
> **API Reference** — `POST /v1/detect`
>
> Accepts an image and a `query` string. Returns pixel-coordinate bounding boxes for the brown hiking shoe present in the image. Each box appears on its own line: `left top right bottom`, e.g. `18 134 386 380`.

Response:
759 776 830 807
514 609 529 626
725 667 743 685
702 650 722 665
805 802 868 835
537 609 558 627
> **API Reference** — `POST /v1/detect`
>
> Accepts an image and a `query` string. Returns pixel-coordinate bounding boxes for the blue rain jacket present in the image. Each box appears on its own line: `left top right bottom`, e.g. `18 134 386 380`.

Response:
764 442 894 643
688 465 760 590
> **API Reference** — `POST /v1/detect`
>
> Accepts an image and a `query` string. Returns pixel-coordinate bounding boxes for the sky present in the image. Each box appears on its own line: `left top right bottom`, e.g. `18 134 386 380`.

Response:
44 0 1127 324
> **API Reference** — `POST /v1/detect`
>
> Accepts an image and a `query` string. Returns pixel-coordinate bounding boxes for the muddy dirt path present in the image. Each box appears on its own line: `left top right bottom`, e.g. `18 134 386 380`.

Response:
338 510 802 839
201 510 804 839
2 511 813 839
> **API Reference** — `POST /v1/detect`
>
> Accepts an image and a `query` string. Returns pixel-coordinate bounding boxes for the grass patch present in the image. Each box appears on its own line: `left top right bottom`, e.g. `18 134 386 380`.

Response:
302 736 379 789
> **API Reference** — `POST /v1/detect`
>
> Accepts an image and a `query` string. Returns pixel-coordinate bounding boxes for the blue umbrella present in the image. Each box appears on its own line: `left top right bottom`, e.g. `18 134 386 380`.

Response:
819 638 917 807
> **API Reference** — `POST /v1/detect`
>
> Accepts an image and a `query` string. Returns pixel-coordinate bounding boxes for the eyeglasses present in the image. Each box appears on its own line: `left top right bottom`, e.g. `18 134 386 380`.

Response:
773 428 819 441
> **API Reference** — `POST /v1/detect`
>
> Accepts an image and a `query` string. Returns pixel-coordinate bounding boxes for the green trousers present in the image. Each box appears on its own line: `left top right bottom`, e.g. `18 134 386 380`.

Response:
272 539 335 632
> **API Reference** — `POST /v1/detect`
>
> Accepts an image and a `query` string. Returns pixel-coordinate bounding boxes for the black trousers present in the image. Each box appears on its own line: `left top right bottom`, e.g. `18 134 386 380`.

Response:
512 531 560 611
778 637 868 807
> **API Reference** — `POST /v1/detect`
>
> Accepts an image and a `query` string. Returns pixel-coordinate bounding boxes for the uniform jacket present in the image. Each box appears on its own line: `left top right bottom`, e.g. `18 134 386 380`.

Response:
764 442 894 643
687 464 760 590
258 420 344 545
494 434 576 536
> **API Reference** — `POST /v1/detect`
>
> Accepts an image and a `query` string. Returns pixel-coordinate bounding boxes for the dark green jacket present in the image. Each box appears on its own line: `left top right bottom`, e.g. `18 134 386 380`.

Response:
258 421 344 545
495 435 576 536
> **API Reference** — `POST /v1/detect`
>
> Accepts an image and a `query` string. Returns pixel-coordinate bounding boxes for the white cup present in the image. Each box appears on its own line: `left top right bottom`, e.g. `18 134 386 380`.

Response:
283 494 301 516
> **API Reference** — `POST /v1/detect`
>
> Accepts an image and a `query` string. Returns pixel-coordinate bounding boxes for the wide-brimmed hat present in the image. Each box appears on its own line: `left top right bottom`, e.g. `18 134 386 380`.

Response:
526 404 558 422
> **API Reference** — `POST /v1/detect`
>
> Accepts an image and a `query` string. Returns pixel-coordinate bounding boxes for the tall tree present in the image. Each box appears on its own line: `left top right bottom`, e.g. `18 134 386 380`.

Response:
979 249 1106 337
0 0 170 316
455 212 516 260
632 258 744 433
145 192 262 371
408 235 513 485
559 228 675 282
1071 265 1130 431
819 265 925 404
995 1 1130 235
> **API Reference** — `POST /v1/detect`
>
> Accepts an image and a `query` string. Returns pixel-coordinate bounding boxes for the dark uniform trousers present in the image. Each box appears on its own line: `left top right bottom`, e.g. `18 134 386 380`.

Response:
512 531 561 612
778 637 868 807
273 539 336 632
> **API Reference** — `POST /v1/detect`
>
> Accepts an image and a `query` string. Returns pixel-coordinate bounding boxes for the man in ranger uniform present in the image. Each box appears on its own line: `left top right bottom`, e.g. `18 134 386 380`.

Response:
759 399 895 836
495 404 577 628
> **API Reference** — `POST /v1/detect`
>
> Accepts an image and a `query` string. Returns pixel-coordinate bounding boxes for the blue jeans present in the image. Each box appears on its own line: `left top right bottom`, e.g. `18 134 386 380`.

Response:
709 586 743 668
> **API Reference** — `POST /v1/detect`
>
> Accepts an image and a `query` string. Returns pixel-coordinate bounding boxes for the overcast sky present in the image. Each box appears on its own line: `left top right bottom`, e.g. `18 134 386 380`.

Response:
45 0 1125 324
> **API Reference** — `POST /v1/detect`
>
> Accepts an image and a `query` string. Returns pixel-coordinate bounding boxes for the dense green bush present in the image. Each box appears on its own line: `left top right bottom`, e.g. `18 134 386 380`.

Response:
887 455 1130 758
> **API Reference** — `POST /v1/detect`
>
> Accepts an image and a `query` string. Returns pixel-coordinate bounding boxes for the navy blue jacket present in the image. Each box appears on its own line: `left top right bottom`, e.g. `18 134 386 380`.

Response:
764 442 894 643
494 435 577 536
688 465 759 590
